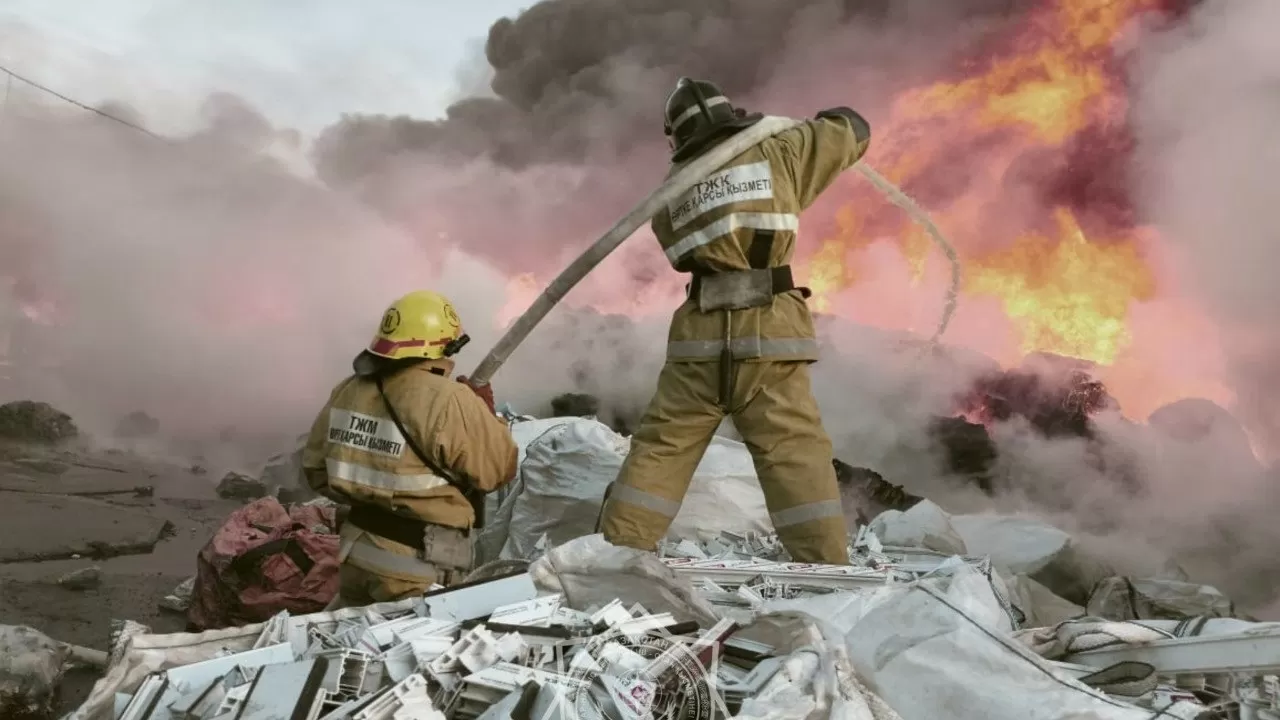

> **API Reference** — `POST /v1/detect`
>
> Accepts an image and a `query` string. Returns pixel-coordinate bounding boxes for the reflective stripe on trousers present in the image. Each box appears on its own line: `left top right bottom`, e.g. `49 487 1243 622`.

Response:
664 212 800 267
769 499 844 529
609 483 683 517
326 458 450 493
667 336 819 359
338 528 437 580
609 482 843 530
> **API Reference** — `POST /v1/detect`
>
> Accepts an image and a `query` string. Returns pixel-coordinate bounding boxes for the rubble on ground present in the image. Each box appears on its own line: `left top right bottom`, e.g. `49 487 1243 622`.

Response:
113 411 160 439
0 624 68 720
157 577 195 614
29 408 1278 720
928 415 998 492
0 494 173 562
0 401 78 443
73 527 1278 720
56 566 101 592
0 458 155 497
833 459 921 526
214 472 267 501
960 352 1116 439
1086 576 1238 621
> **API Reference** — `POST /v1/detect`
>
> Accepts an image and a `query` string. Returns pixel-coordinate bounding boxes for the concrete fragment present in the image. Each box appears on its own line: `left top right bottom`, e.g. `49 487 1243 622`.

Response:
56 566 101 591
158 576 195 614
0 493 174 563
10 459 68 475
215 472 267 501
0 401 78 443
0 465 154 497
0 624 68 720
833 459 921 525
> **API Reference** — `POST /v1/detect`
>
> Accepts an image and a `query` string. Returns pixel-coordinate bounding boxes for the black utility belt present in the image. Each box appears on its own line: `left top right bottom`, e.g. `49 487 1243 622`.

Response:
347 503 469 551
687 265 812 312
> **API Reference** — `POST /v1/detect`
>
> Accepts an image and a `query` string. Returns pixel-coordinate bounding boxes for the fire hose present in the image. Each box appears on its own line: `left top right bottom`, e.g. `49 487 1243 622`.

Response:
468 116 960 385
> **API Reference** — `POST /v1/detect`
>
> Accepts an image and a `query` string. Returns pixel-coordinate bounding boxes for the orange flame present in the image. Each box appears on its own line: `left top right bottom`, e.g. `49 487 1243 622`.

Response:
799 0 1229 417
964 209 1157 365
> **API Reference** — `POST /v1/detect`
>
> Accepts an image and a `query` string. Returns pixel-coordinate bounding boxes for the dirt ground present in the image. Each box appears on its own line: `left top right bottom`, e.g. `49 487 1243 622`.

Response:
0 440 246 715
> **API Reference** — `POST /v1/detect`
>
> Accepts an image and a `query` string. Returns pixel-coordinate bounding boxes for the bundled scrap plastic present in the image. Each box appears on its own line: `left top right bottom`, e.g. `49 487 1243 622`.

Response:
70 549 900 720
65 416 1279 719
477 417 775 566
77 518 1280 720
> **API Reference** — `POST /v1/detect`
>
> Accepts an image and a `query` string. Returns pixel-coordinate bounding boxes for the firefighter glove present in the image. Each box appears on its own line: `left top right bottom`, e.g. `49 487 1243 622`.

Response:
815 107 872 141
456 375 496 414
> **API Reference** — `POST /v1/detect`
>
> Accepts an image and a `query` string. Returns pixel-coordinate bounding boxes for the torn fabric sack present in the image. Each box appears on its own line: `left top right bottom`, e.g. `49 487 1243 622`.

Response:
187 497 341 631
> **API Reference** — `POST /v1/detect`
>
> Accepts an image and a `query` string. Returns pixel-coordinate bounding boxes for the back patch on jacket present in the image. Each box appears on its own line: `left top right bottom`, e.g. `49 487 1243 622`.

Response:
327 408 406 458
668 160 775 230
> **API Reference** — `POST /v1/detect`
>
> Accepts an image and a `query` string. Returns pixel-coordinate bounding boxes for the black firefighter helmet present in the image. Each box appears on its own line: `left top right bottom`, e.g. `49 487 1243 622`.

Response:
663 77 763 163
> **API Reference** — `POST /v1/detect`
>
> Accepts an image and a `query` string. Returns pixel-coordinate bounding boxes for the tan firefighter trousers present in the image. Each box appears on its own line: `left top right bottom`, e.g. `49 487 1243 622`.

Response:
599 360 849 564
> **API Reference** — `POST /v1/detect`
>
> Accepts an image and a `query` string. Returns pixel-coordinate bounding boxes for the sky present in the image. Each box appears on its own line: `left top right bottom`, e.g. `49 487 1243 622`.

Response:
0 0 532 133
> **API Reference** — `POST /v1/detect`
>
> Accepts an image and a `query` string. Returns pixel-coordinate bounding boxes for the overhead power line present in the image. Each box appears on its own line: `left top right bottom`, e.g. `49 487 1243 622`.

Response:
0 63 162 140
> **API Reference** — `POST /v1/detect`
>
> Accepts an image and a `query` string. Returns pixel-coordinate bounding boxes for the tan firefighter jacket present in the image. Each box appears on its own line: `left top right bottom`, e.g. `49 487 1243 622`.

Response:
654 114 871 363
301 359 517 531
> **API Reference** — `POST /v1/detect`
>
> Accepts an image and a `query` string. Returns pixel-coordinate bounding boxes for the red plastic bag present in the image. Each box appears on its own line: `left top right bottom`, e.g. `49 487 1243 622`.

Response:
187 497 341 630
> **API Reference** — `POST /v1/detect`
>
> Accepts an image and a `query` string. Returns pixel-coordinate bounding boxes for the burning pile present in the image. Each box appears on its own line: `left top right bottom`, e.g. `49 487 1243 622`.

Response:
960 352 1116 439
790 0 1224 423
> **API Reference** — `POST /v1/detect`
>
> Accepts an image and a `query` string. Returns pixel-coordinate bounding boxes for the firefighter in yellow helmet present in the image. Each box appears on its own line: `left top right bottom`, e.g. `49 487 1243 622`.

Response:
598 78 872 564
302 290 517 606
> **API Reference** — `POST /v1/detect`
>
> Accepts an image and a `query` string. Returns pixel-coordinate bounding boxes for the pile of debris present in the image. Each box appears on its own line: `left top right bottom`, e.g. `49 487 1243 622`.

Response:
23 405 1273 720
63 518 1280 720
0 400 78 443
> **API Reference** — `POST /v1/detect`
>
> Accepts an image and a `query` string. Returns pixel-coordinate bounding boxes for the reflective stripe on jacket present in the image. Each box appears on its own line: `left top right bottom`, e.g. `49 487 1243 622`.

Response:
653 116 871 362
300 359 518 530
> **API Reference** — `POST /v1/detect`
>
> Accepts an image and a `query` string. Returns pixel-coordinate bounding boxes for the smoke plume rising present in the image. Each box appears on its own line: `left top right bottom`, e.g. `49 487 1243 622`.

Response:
311 0 1041 281
1130 0 1280 457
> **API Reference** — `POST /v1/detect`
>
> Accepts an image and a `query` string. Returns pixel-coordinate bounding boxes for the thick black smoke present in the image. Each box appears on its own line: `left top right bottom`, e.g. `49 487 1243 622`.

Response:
310 0 1047 290
317 0 1044 177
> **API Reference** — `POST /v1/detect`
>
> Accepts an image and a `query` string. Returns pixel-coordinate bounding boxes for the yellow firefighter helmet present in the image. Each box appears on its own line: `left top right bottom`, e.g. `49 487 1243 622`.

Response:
366 290 470 361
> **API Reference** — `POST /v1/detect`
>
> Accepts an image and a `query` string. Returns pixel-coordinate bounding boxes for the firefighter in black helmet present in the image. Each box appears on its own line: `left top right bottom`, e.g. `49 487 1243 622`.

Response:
662 78 766 161
600 76 873 565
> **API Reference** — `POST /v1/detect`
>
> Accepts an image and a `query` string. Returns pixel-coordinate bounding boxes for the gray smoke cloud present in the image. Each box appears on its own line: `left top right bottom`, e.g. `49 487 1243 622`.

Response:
1130 0 1280 458
1108 0 1280 606
0 88 510 455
